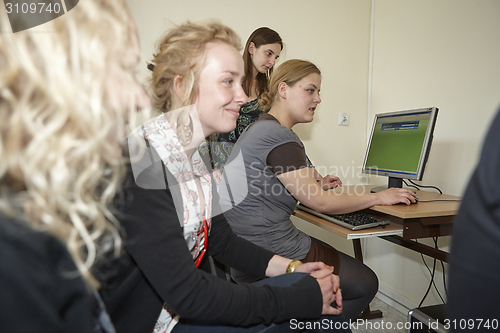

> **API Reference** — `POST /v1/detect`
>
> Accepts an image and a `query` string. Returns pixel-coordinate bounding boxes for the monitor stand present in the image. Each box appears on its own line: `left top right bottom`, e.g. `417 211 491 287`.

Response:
370 177 403 193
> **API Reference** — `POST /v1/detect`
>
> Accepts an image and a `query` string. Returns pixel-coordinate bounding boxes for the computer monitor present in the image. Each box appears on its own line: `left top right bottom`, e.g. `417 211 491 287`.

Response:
362 107 439 193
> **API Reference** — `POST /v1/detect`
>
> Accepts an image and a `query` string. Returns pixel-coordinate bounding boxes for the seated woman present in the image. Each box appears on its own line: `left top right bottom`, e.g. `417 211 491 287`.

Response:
219 59 417 320
0 0 147 331
98 22 350 333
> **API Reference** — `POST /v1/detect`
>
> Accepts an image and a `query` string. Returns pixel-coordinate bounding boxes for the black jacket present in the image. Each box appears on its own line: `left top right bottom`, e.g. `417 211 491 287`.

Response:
97 159 323 333
0 215 95 332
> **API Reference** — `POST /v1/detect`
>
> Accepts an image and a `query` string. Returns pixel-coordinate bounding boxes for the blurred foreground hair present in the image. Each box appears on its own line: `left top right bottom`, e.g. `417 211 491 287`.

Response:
0 0 141 287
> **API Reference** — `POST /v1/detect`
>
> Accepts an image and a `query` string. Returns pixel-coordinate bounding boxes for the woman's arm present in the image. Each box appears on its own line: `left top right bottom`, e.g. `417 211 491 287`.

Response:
263 133 413 212
205 210 274 277
277 167 417 214
115 163 325 326
207 196 343 315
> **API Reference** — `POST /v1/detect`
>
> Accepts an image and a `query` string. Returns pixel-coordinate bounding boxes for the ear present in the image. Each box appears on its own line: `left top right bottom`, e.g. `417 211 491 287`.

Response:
248 42 256 55
173 75 185 100
277 81 288 99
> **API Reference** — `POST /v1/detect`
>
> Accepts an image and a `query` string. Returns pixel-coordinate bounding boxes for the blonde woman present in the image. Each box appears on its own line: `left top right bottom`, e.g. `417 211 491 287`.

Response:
0 0 148 331
219 59 417 320
99 22 350 333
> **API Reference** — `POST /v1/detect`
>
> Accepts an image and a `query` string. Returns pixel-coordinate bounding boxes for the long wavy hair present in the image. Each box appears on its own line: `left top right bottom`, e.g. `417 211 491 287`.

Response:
148 21 242 113
260 59 321 110
0 0 142 287
241 27 283 98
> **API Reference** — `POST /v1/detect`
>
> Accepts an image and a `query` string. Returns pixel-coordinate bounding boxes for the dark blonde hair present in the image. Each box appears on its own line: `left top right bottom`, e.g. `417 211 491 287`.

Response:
242 27 283 97
260 59 321 109
149 21 242 113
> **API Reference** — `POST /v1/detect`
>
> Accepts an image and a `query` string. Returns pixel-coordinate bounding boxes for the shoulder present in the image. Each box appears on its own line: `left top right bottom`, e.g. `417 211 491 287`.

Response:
476 109 500 191
0 216 85 291
0 215 92 332
248 119 300 143
240 98 260 111
460 109 500 210
0 215 70 266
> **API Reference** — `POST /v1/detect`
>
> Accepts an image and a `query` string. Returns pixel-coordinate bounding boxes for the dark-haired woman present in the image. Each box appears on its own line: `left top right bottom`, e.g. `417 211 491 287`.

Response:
203 27 283 175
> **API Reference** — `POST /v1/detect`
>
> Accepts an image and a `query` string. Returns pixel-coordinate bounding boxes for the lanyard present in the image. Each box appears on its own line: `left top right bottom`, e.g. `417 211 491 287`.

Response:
194 217 208 268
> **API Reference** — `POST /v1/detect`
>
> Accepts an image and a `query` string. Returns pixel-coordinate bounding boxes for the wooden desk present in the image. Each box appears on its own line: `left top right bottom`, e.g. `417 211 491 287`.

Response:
293 185 461 262
292 185 461 319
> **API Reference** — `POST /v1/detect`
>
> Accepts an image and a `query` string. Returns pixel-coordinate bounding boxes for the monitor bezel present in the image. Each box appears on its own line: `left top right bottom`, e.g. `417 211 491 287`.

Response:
362 107 439 187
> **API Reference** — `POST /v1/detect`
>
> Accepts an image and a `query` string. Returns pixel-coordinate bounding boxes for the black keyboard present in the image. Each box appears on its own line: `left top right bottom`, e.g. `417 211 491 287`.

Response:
296 204 390 231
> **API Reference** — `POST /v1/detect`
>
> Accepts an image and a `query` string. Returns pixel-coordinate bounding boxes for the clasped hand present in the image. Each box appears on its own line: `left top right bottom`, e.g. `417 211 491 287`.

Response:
318 175 342 191
295 262 342 315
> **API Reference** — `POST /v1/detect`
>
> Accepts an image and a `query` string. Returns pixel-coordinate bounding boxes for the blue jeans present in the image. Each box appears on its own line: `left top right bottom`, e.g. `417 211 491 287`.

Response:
172 273 351 333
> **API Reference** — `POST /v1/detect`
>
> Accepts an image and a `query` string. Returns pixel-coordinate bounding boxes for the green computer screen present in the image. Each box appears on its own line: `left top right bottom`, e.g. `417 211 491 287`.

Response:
365 113 430 175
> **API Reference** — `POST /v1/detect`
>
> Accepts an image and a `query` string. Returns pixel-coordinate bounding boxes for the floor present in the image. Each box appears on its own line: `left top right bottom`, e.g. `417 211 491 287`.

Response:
351 297 409 333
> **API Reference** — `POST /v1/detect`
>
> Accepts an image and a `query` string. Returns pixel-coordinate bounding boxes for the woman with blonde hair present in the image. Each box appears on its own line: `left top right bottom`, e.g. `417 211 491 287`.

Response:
99 22 350 333
0 0 148 331
219 59 417 320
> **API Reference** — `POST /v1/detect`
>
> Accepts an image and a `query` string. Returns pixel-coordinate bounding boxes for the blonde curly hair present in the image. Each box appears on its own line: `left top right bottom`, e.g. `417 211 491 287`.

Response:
0 0 143 287
148 21 242 113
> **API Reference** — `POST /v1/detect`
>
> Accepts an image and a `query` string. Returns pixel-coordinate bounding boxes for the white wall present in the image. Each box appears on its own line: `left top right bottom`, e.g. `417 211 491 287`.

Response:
126 0 500 312
365 0 500 310
126 0 372 179
369 0 500 196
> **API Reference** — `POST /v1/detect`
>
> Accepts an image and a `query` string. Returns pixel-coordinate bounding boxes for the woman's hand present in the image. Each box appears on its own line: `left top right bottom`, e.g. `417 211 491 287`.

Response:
295 261 333 274
310 267 343 315
318 175 342 191
311 167 342 191
377 187 417 205
296 262 342 315
266 258 343 315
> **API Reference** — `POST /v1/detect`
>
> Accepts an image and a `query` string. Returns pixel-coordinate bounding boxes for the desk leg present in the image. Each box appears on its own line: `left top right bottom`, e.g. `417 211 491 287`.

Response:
353 238 364 262
353 239 383 320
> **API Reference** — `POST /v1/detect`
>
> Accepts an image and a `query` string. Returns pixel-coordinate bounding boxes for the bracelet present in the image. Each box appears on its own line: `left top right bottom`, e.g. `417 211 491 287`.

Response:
286 260 302 274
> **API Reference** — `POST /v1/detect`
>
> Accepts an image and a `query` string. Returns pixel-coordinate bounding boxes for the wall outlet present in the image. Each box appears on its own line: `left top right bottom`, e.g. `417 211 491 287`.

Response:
338 112 349 126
